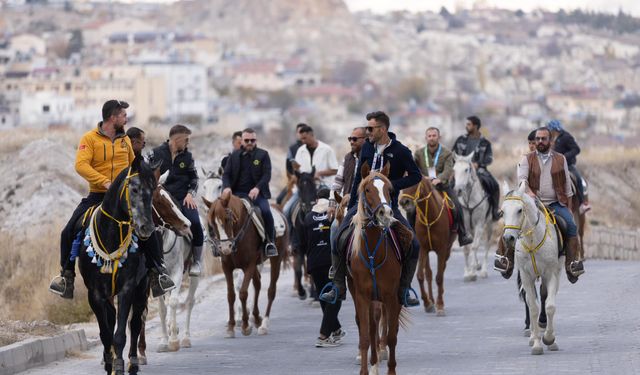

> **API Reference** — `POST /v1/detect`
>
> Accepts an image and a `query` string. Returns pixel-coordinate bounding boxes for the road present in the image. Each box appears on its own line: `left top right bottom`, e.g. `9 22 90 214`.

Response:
21 252 640 374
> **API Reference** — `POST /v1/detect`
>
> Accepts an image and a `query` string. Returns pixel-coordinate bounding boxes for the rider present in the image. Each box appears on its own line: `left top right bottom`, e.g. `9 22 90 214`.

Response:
49 100 174 299
150 125 204 276
221 128 278 257
452 116 501 221
413 127 473 246
527 130 536 152
497 127 585 283
320 111 422 307
547 120 591 214
220 131 242 171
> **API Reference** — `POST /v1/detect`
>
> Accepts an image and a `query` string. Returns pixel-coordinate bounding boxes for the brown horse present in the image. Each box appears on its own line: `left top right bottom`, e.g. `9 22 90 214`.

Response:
348 162 406 375
569 176 587 259
399 177 455 316
206 193 288 337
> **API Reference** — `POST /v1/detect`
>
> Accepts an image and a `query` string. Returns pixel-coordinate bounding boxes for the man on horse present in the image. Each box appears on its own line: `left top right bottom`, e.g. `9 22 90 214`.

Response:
49 100 175 299
221 128 278 257
276 123 306 205
220 131 242 171
150 125 205 276
413 127 473 246
452 115 501 221
547 120 591 214
496 127 585 283
320 111 422 307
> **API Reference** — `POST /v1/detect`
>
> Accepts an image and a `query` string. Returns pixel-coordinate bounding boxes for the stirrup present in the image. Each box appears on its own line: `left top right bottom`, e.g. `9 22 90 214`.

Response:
402 288 419 307
48 275 66 296
319 282 339 304
493 253 510 273
158 274 176 292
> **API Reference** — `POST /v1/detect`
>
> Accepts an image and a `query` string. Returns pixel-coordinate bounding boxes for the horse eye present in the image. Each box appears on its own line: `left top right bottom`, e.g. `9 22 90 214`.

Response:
517 208 522 214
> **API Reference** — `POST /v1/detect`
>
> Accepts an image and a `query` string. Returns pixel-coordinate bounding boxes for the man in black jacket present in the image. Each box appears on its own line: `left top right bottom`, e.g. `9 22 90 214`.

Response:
222 128 277 257
220 131 242 171
150 125 205 276
452 115 501 220
547 119 590 214
320 111 422 307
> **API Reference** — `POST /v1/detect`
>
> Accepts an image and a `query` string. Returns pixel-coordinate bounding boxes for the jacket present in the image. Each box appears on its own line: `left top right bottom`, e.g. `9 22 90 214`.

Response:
75 123 135 193
348 132 422 210
552 131 580 166
300 210 332 273
222 147 272 199
150 142 199 201
413 144 454 187
452 134 494 169
526 151 569 207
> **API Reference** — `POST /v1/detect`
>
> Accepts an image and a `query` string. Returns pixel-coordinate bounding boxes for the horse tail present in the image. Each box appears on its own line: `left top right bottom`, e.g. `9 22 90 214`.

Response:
280 244 291 270
398 306 411 331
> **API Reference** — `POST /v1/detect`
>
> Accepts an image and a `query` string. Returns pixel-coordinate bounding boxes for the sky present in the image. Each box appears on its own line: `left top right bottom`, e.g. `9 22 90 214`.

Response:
344 0 640 16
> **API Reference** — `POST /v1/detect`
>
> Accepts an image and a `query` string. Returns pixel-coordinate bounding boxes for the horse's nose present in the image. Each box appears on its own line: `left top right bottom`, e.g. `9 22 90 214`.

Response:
503 233 516 248
139 223 155 239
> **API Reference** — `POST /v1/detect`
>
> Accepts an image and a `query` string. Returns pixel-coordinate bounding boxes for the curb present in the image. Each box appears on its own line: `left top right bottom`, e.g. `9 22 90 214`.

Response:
0 329 88 375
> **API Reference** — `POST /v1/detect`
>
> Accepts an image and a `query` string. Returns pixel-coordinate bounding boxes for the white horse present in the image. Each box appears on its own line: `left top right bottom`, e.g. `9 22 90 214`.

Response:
453 152 495 281
502 181 561 355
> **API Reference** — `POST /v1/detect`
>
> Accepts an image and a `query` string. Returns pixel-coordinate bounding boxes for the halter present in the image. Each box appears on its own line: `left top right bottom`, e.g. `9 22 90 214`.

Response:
357 226 389 301
210 202 254 255
399 180 453 251
502 195 554 278
360 176 391 228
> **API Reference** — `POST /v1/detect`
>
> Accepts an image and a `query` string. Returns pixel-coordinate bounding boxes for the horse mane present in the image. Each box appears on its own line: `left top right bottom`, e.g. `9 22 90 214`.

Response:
352 171 392 257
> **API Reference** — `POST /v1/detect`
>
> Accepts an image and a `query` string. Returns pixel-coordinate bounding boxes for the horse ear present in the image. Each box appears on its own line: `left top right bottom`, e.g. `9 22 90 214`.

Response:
201 166 207 177
381 161 390 177
361 161 371 179
202 196 212 208
502 180 511 197
333 190 342 204
218 166 224 176
517 180 527 194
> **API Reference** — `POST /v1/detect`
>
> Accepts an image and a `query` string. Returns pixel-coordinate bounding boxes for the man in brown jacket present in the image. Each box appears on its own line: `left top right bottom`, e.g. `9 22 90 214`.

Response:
495 127 584 283
413 127 473 246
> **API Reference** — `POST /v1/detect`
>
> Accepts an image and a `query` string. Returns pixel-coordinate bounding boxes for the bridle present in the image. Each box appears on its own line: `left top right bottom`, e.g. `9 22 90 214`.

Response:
457 160 489 227
209 200 254 255
360 176 392 228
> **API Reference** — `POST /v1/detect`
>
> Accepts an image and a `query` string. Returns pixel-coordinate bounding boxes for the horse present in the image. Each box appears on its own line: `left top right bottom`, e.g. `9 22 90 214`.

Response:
453 152 495 282
202 167 224 203
399 177 455 316
569 175 587 260
77 157 156 375
502 181 562 355
290 168 317 300
348 162 406 375
517 271 548 337
136 184 193 365
205 192 289 337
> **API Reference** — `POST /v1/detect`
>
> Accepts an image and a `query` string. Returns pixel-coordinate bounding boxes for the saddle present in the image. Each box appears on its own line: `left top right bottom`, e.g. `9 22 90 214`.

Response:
239 199 286 241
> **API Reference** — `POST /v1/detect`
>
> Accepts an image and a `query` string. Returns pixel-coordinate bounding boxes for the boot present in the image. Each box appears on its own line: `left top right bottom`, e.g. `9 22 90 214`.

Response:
319 253 346 303
149 265 176 298
491 190 503 221
455 209 473 246
493 238 514 279
189 246 203 276
565 237 585 284
48 269 75 299
399 256 420 307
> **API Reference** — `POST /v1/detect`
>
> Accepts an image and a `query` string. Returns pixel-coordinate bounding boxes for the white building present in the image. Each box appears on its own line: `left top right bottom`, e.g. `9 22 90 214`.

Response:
19 91 74 128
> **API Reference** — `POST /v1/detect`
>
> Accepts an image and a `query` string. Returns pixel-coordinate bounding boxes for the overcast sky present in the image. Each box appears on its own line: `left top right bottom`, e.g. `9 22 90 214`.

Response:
345 0 640 16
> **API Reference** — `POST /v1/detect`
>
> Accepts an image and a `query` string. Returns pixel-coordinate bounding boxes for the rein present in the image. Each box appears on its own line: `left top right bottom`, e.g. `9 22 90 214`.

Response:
211 201 254 255
400 180 453 251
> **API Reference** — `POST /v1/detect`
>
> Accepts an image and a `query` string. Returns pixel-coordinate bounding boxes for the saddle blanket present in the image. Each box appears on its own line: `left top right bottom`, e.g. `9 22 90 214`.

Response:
240 199 287 241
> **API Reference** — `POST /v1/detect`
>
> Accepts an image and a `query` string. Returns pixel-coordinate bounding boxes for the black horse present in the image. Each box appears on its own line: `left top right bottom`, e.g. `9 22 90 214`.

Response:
290 167 318 300
77 156 156 375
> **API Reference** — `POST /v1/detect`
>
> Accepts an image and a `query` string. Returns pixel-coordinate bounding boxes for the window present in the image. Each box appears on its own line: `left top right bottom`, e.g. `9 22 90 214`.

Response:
43 105 50 113
65 82 71 91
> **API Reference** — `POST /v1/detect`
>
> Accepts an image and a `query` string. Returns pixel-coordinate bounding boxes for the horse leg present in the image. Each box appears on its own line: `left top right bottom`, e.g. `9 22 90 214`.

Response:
167 287 181 352
521 276 543 355
239 264 255 336
113 292 135 375
223 264 237 338
378 305 388 361
369 302 380 375
251 270 263 329
386 301 401 375
524 296 531 336
137 286 149 364
417 248 433 313
127 281 147 375
541 278 559 351
478 225 491 278
259 256 282 335
462 244 476 282
87 290 114 374
425 250 436 313
294 252 306 299
538 283 548 329
181 276 199 348
355 293 371 375
156 295 170 352
435 252 447 316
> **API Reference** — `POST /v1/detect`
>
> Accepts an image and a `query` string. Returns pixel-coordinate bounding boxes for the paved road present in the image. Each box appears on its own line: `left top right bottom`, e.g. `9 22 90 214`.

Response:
21 252 640 374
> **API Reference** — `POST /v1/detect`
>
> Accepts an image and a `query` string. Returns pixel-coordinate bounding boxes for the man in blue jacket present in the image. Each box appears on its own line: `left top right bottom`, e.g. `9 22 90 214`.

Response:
320 111 422 307
222 128 277 257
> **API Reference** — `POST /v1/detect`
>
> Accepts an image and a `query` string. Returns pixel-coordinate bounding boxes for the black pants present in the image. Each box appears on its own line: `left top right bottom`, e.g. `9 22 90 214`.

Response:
310 267 342 337
60 192 105 270
477 168 500 214
568 164 585 204
138 231 164 270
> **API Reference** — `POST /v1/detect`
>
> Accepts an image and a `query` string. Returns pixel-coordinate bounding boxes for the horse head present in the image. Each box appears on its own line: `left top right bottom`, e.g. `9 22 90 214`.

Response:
152 185 192 238
453 151 476 197
334 191 350 226
295 166 317 214
501 181 538 249
202 168 223 206
208 194 245 256
399 176 436 217
357 161 393 229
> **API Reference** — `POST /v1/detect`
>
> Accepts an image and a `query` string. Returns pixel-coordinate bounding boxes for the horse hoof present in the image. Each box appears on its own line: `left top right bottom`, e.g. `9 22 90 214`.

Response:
424 303 435 313
181 337 192 348
528 337 535 346
371 363 379 375
226 328 235 338
355 353 361 363
138 356 147 366
547 342 559 351
127 359 139 375
463 274 477 282
156 343 169 353
479 270 488 279
311 300 321 308
523 328 531 337
531 346 544 355
379 349 388 361
542 335 555 346
168 340 180 352
436 308 446 317
242 326 253 336
258 326 268 335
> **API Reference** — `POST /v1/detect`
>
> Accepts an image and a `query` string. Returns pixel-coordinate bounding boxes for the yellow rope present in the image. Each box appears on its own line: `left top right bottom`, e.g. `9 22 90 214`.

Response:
400 181 451 251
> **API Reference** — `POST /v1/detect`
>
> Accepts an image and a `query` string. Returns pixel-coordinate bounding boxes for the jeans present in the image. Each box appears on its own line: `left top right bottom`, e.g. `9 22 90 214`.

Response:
548 202 577 237
179 204 204 247
237 193 275 240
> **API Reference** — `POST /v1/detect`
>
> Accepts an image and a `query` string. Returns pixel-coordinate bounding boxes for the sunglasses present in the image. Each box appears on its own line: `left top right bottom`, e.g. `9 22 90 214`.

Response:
348 136 364 142
243 139 256 143
535 137 549 141
365 125 383 132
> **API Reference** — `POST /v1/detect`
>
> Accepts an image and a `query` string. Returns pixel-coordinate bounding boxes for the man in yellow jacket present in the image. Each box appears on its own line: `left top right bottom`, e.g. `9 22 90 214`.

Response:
49 100 175 298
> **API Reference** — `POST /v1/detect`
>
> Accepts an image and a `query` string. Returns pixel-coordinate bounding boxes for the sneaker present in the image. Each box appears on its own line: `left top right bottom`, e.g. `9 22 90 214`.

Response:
332 328 347 341
315 335 342 348
579 203 591 215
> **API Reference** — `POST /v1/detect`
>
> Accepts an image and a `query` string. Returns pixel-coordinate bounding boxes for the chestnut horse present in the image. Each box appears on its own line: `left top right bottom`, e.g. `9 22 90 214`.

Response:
348 162 406 375
399 177 455 316
206 193 288 337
